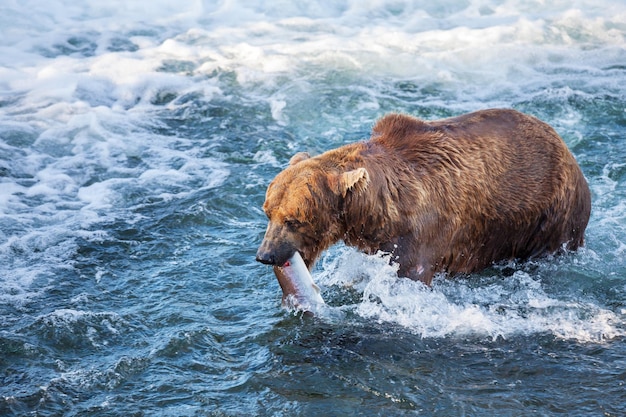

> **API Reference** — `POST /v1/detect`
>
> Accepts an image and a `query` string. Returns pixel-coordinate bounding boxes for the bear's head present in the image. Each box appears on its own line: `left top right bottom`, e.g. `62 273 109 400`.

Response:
256 151 370 269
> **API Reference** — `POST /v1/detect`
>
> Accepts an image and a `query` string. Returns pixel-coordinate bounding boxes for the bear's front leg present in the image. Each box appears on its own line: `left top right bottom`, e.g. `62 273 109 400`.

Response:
403 264 434 286
380 238 435 285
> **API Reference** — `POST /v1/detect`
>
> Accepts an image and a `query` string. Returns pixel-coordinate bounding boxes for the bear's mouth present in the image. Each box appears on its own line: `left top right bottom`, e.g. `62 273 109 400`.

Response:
280 250 305 268
255 240 300 267
283 250 309 269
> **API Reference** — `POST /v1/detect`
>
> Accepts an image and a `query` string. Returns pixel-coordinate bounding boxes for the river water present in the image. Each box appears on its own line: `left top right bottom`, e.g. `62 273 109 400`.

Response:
1 1 625 416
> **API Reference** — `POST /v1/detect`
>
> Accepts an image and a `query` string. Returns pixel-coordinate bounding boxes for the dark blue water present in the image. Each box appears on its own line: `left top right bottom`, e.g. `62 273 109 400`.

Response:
1 1 625 416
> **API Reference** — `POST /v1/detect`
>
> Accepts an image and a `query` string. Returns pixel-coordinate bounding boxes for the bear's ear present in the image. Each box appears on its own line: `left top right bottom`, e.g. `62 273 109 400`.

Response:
289 152 310 166
330 168 370 197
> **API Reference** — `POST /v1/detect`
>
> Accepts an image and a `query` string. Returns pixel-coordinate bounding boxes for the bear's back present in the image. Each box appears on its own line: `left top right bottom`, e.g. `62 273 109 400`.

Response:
369 109 574 199
371 109 564 158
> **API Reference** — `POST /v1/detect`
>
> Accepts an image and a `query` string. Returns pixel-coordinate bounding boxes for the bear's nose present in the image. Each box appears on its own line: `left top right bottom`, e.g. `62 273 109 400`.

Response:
256 250 276 265
256 239 295 266
256 252 276 265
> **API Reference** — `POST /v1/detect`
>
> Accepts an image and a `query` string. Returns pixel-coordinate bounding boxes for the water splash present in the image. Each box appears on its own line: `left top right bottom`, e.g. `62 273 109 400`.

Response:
317 248 625 342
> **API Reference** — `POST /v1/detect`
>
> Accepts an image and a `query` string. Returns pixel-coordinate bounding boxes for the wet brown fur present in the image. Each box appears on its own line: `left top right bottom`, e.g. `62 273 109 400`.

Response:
257 109 591 284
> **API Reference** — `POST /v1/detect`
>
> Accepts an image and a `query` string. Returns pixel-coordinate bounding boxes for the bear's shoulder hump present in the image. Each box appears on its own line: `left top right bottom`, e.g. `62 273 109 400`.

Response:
371 113 428 140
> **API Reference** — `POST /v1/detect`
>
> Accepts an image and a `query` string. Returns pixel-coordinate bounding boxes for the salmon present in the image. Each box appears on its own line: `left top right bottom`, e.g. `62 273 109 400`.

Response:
273 251 324 314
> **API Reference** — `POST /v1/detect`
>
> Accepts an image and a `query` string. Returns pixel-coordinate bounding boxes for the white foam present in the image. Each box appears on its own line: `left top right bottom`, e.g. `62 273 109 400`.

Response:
34 308 127 348
253 150 279 166
77 180 119 210
2 0 623 119
317 249 625 342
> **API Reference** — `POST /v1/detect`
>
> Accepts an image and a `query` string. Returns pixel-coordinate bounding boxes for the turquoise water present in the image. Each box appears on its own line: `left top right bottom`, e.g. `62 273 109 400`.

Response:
1 1 625 415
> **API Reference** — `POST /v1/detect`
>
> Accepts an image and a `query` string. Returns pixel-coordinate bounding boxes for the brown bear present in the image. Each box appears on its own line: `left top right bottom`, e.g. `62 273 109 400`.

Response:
256 109 591 285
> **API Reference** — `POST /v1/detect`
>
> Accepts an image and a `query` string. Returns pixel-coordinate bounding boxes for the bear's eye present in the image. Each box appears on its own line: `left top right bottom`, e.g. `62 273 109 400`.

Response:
284 219 302 230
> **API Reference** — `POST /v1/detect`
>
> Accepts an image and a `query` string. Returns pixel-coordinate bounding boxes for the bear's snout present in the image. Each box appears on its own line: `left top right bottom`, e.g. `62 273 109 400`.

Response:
255 247 277 265
256 239 296 267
